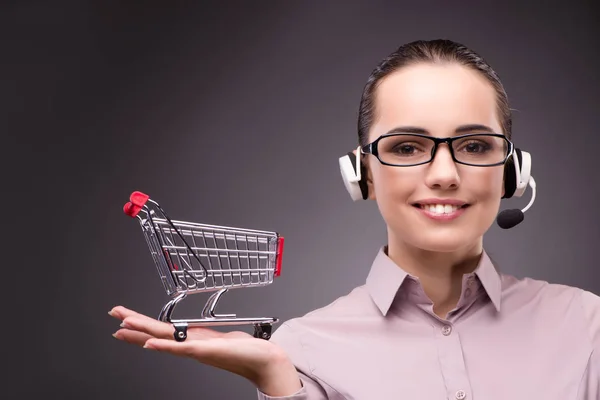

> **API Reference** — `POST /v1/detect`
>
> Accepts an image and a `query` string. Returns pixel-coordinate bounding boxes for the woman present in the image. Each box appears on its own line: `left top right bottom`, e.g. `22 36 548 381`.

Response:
109 39 600 399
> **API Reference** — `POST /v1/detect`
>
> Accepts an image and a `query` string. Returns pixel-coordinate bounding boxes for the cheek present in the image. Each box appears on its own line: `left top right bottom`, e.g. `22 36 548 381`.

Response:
371 166 417 204
470 167 505 200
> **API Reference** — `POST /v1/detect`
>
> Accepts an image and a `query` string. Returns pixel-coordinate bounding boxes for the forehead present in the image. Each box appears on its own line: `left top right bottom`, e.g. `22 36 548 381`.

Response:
370 63 501 140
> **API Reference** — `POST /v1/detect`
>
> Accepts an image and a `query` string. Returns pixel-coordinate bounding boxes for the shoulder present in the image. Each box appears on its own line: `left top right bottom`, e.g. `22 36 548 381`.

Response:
500 272 600 345
500 273 582 304
580 289 600 346
270 284 375 343
275 284 375 332
268 285 374 373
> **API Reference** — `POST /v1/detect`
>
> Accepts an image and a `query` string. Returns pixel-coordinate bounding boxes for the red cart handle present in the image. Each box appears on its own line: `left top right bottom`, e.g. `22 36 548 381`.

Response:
123 191 150 218
275 236 284 277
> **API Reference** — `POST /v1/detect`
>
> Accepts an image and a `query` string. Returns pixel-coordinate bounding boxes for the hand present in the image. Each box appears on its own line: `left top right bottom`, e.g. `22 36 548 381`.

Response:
109 305 302 396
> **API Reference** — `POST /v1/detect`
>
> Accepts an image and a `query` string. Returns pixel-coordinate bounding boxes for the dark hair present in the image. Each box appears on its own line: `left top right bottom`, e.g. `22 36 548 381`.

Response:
357 39 512 146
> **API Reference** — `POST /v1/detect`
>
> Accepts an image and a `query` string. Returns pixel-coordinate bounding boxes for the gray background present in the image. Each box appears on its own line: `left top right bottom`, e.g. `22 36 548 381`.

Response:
3 1 599 399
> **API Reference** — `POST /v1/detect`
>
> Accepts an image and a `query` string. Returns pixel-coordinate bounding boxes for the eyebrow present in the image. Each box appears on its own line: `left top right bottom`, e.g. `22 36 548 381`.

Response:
385 124 496 135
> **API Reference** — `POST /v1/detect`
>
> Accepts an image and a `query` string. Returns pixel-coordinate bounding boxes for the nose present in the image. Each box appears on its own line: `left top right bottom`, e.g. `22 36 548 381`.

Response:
424 144 460 190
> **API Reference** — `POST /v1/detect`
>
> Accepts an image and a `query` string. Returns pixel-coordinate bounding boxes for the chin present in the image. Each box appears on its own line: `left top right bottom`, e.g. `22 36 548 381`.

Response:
391 222 486 254
383 203 497 254
408 233 479 253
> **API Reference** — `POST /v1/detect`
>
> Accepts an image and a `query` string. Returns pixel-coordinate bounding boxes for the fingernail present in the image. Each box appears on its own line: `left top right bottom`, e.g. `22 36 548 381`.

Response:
112 332 120 339
108 310 115 317
120 322 129 328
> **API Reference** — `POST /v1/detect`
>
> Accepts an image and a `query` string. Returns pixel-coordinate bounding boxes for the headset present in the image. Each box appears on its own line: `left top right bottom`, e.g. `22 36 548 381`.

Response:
338 145 537 229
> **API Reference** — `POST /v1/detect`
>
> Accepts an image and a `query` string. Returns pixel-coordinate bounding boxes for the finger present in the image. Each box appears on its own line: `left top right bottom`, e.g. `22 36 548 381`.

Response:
113 328 155 346
121 316 226 341
121 316 175 340
186 326 228 340
143 337 225 364
144 337 198 354
109 305 151 321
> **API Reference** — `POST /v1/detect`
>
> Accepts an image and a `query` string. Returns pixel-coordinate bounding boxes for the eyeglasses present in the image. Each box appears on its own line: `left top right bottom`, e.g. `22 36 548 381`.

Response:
361 133 514 167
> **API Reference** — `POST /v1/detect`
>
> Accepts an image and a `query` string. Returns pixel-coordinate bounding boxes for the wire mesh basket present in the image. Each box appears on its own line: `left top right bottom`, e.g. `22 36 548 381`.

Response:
123 191 284 341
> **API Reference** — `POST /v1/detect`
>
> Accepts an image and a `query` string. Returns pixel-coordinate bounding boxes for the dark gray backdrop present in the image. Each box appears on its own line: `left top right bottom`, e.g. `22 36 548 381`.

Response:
4 1 599 399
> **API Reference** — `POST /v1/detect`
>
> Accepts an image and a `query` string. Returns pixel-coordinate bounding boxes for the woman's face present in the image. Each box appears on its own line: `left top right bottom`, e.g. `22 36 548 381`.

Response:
365 62 506 253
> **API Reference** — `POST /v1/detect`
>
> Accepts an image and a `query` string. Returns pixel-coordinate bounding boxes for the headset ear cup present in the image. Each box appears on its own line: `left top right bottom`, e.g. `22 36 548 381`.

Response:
502 148 521 199
339 152 369 201
513 150 531 198
348 151 368 200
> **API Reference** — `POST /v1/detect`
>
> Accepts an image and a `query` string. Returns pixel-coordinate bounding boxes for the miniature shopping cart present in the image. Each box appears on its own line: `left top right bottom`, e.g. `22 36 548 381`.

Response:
123 191 284 341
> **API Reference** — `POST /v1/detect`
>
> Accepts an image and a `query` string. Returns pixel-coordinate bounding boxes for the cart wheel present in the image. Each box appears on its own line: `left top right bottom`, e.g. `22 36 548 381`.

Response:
173 325 188 342
253 323 272 340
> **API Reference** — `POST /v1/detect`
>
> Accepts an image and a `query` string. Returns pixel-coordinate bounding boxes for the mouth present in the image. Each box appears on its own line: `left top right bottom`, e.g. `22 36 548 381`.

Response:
411 203 470 216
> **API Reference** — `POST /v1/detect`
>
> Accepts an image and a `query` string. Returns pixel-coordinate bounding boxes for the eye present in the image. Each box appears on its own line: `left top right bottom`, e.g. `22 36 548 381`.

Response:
379 135 431 160
393 144 417 155
466 142 484 152
459 140 491 153
390 142 428 156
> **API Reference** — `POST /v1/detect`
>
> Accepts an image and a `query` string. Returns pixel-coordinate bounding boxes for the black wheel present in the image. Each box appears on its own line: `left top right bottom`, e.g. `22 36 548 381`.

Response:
173 324 188 342
253 323 272 340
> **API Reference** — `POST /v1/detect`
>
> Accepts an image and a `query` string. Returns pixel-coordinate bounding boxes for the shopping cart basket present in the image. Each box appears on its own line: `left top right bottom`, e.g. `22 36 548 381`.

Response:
123 191 284 341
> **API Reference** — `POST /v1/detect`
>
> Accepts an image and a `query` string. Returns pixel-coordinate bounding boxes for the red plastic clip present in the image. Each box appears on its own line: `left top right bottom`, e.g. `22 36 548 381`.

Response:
123 191 150 218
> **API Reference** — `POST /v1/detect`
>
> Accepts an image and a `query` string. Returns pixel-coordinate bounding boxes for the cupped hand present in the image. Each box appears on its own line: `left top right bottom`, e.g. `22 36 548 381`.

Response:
109 305 301 396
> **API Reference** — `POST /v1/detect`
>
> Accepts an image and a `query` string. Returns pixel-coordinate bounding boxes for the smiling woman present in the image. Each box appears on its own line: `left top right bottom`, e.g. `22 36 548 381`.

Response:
357 61 508 261
110 39 600 400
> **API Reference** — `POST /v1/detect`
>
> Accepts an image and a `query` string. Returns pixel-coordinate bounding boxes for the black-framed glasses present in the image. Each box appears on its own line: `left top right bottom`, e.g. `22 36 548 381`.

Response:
361 133 514 167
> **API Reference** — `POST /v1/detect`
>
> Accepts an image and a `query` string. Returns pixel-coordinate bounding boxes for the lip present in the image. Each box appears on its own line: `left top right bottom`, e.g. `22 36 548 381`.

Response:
414 205 468 221
412 198 469 206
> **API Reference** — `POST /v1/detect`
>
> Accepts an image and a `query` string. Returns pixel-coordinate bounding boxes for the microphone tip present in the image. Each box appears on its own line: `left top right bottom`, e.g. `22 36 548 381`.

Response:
496 209 524 229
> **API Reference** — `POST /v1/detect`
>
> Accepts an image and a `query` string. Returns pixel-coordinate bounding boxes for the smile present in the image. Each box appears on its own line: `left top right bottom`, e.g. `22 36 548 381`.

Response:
412 202 470 221
418 204 467 214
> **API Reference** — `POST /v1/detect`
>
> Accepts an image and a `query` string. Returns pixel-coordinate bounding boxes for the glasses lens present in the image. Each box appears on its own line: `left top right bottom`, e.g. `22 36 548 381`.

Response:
377 135 435 165
375 134 510 166
452 134 509 165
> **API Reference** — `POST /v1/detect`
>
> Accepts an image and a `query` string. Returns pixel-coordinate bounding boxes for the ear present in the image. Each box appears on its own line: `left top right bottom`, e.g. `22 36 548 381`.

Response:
353 149 376 201
366 165 376 201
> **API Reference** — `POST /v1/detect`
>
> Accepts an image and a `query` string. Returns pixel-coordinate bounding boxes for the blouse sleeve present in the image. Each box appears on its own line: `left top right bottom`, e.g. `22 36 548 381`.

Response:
256 321 329 400
577 289 600 399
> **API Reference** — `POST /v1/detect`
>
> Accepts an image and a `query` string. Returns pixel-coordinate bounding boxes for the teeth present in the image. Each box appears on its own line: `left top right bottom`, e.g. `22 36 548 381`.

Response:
421 204 461 214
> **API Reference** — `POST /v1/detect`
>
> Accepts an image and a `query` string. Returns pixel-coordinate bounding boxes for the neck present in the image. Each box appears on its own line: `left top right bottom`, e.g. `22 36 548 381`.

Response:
386 232 483 318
